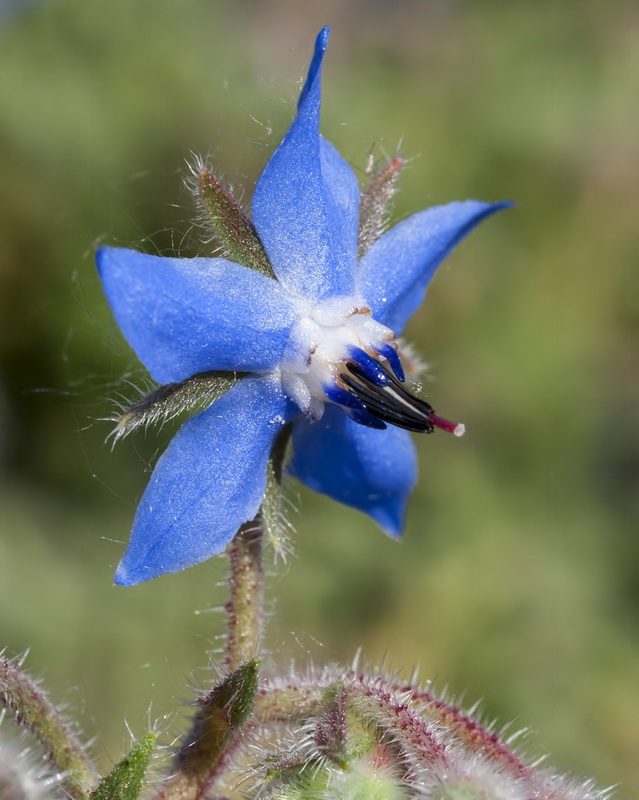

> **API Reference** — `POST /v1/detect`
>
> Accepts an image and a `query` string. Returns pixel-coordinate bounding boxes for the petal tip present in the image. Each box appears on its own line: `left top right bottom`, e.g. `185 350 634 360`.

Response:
95 244 112 274
316 26 331 52
298 27 331 110
471 200 514 229
369 487 411 540
356 478 410 539
374 507 405 539
114 560 139 587
114 546 160 586
466 199 515 221
95 244 138 278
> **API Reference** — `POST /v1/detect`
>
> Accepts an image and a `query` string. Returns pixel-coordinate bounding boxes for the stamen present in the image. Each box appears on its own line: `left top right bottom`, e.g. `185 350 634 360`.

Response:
338 361 464 436
345 407 387 430
347 346 390 386
323 384 366 413
340 367 433 433
376 343 405 382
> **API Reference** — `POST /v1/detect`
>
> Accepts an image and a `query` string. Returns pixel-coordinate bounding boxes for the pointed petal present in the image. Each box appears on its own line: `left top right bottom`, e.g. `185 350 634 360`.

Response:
320 136 361 266
358 201 513 333
252 28 360 301
289 406 417 537
115 376 295 584
97 247 296 383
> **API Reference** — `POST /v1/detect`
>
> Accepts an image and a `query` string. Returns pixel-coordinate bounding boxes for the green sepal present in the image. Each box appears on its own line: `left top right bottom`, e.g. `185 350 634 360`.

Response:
209 658 260 730
262 457 287 559
262 757 321 794
110 370 244 443
358 156 405 257
315 685 348 768
435 783 484 800
262 757 405 800
91 734 155 800
175 659 260 774
262 426 293 559
198 168 275 278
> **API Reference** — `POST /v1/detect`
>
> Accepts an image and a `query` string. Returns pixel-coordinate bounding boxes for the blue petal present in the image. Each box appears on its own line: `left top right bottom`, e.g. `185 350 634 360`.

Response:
320 136 360 273
252 28 360 301
358 201 513 333
289 406 417 537
97 247 296 383
115 376 295 585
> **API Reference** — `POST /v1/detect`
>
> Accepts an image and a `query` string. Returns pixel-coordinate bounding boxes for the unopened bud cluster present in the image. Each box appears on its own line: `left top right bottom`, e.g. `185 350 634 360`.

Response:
1 654 611 800
239 665 609 800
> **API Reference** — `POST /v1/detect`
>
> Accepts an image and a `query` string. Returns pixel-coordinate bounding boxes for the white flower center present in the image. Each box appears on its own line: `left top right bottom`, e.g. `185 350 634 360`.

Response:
281 296 397 420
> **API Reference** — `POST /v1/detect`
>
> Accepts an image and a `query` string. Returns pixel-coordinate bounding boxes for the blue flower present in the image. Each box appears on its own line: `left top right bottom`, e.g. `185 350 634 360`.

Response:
97 28 510 585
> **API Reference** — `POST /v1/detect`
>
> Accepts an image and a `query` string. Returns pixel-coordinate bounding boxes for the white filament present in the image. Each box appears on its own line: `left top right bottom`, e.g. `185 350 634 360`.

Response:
281 296 396 419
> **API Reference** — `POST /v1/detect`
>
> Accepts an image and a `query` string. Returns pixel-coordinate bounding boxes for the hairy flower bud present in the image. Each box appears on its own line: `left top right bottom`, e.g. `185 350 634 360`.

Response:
236 665 611 800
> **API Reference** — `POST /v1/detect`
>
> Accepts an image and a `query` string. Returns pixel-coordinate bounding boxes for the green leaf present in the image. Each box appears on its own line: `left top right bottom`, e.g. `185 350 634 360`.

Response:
91 734 155 800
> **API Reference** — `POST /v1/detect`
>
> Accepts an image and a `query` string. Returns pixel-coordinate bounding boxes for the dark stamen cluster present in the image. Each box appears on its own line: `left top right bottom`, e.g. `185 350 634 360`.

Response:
340 361 463 435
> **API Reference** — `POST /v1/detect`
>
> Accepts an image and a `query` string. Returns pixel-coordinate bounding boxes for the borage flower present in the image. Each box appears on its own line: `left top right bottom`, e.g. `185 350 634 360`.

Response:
97 28 510 585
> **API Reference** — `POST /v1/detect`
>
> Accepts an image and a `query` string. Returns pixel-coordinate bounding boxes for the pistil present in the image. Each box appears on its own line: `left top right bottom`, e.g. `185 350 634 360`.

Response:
428 413 466 437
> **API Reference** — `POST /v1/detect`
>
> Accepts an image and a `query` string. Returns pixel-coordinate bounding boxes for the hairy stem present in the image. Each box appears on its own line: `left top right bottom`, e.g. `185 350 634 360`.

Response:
254 682 327 721
0 656 97 799
224 521 264 671
152 517 266 797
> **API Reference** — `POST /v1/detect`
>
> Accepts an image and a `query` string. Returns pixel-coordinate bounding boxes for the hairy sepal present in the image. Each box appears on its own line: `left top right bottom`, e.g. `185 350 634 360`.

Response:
262 426 294 561
91 734 155 800
109 371 244 444
159 660 259 800
358 156 405 257
197 167 275 278
0 729 62 800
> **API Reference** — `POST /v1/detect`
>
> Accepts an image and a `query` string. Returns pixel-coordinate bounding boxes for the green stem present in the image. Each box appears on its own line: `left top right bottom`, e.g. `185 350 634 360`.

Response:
223 520 264 671
152 517 266 797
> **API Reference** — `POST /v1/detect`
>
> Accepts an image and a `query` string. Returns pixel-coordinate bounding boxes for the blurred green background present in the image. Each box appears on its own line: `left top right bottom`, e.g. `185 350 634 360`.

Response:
0 0 637 793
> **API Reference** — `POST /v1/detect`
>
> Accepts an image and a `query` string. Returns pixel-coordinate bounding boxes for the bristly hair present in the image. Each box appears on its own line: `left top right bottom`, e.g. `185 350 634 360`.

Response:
358 148 406 258
185 153 235 258
106 370 244 445
0 725 64 800
262 426 297 564
184 154 276 279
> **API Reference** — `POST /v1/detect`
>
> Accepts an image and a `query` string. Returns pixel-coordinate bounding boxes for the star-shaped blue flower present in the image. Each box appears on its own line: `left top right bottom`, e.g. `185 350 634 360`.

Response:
97 28 510 585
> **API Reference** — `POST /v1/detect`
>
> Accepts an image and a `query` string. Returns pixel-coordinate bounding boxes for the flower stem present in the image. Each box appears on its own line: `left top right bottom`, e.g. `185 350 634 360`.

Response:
0 655 97 799
223 520 264 671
